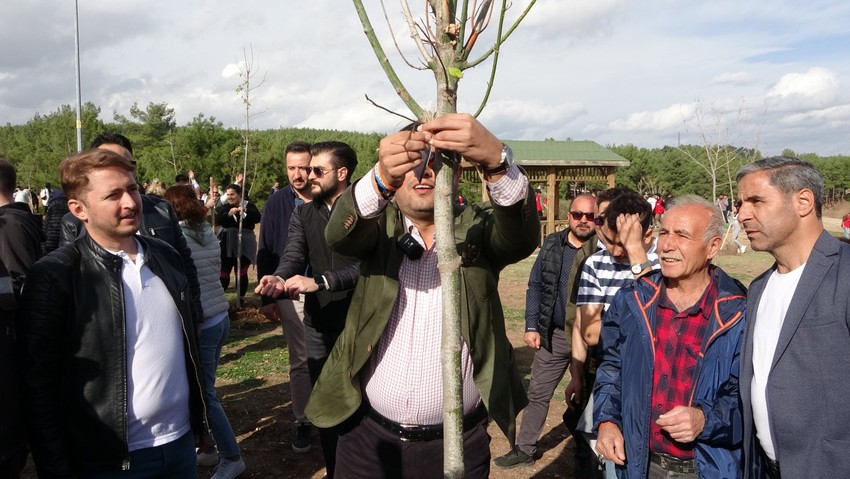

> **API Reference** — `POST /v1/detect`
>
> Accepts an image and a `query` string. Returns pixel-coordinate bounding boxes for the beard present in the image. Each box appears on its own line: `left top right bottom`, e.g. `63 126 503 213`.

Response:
310 178 338 204
571 223 595 241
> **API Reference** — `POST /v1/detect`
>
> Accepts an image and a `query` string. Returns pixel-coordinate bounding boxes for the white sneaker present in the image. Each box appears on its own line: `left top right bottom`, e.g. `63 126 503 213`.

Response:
211 457 246 479
197 450 220 466
739 245 747 254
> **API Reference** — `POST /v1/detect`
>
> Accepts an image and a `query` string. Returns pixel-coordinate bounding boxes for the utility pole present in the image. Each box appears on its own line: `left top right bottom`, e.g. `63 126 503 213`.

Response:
74 0 83 152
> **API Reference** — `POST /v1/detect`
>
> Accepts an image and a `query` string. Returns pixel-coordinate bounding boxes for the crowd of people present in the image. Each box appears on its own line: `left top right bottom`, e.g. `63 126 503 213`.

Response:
0 114 849 479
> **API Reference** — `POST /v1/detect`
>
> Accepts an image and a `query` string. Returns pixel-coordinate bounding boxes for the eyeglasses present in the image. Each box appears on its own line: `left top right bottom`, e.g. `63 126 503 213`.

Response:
569 211 595 221
302 166 338 177
593 216 606 226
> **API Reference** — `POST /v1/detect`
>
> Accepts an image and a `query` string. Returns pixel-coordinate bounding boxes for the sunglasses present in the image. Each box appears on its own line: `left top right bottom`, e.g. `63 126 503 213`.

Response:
569 211 595 221
301 166 338 177
593 216 606 226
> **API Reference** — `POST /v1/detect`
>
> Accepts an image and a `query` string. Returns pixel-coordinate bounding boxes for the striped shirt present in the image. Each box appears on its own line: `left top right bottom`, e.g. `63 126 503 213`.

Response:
576 242 659 311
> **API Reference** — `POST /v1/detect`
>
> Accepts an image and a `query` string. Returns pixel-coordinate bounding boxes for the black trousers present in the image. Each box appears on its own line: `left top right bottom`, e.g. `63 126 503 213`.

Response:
219 256 251 297
305 324 342 478
334 409 490 479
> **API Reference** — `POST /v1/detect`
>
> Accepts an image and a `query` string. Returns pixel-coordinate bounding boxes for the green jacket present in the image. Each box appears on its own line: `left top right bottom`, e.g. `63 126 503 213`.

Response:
305 179 540 444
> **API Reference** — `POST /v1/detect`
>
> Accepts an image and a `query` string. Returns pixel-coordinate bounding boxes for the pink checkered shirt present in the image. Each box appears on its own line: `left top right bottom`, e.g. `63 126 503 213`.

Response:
354 165 527 425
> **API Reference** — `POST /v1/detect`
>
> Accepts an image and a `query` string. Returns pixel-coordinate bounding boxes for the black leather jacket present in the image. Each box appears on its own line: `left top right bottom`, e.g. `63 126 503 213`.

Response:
60 194 204 324
18 234 207 477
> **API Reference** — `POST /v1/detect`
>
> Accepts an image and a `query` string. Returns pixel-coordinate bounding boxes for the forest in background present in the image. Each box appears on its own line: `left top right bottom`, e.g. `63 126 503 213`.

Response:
2 101 849 210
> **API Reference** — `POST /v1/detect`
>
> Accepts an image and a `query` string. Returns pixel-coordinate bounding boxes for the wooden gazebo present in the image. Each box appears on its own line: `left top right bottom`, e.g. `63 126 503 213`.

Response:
462 140 630 241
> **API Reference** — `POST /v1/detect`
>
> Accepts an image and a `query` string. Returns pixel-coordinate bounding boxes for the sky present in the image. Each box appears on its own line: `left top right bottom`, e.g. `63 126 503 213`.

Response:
2 0 850 156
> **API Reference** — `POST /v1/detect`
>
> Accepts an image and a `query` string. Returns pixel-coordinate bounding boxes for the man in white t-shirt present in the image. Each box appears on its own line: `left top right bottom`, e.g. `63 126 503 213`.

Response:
18 149 207 478
737 156 850 479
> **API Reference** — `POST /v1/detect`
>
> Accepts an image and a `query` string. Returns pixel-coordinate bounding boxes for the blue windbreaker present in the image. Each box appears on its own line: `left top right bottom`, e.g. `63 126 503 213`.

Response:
594 267 746 478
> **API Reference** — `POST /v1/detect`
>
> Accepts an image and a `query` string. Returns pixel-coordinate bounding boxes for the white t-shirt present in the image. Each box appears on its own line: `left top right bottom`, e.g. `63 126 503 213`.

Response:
114 242 192 451
751 263 805 460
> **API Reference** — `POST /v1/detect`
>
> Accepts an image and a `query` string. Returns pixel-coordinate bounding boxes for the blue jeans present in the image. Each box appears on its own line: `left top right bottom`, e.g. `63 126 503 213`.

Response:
200 318 241 458
82 431 196 479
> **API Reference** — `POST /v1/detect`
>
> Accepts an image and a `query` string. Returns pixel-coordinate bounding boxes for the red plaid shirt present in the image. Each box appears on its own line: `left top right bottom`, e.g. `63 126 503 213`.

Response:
649 276 717 459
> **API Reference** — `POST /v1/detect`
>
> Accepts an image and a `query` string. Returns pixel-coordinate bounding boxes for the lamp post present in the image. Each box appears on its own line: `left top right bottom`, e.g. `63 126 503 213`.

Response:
74 0 83 152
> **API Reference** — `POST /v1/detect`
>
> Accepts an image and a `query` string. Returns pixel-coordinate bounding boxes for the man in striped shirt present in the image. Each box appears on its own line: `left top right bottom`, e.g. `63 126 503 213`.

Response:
577 190 659 346
572 189 659 477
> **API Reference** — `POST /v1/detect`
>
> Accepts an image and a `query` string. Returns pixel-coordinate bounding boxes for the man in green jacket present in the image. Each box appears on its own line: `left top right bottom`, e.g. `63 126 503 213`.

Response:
305 114 540 478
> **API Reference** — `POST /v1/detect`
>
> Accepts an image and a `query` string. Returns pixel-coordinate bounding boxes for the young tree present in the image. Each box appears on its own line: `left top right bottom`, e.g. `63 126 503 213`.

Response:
233 46 266 309
679 98 762 202
352 1 537 476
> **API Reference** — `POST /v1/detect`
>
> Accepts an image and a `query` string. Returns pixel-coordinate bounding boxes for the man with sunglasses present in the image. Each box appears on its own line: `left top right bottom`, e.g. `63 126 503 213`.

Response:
495 194 598 471
305 114 539 478
254 141 360 477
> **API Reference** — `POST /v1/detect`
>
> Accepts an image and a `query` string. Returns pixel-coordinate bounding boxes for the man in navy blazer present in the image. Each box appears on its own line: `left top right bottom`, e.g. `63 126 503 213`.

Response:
737 156 850 479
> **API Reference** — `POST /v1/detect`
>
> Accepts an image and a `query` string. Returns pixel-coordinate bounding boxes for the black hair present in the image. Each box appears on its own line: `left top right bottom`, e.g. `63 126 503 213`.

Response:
285 141 312 155
0 158 16 195
605 190 653 234
310 141 358 183
90 133 134 155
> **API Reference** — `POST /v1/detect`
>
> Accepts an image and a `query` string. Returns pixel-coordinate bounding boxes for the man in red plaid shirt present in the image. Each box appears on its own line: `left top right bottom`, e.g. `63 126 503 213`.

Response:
593 195 747 478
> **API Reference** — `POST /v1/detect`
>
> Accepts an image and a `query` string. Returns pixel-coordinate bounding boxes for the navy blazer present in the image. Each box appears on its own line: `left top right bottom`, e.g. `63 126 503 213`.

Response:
740 230 850 478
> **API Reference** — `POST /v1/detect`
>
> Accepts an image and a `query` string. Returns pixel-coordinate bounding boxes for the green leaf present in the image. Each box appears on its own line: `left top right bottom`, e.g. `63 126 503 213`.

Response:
448 67 464 79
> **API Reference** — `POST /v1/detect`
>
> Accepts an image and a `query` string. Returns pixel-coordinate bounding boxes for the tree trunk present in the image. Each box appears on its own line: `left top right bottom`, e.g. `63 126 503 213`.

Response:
432 23 465 479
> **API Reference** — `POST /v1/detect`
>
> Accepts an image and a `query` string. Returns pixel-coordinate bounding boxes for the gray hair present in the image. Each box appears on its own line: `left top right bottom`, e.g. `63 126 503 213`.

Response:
666 194 725 241
736 156 823 219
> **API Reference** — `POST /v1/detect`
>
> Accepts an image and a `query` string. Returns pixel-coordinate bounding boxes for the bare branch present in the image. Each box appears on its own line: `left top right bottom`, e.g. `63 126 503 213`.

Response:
462 0 493 54
352 0 426 119
386 0 429 69
456 0 471 52
465 0 537 68
472 0 505 117
364 94 419 124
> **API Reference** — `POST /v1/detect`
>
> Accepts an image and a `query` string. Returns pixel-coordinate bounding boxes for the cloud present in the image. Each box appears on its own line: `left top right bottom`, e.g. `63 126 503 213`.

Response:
766 67 842 111
608 103 696 132
477 99 587 139
711 72 756 87
778 103 850 127
221 63 242 79
522 0 626 43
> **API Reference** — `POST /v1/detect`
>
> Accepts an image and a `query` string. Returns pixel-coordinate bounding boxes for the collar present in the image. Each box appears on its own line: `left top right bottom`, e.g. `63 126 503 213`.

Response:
103 237 145 266
658 266 717 317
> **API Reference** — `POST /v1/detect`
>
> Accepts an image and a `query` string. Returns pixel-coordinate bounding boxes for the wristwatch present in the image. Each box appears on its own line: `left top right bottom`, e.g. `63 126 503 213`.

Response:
478 143 514 176
630 260 653 275
314 275 328 291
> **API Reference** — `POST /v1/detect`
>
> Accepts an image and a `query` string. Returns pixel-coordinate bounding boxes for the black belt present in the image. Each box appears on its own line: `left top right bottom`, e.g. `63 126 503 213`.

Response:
367 404 488 442
649 452 696 474
765 457 780 479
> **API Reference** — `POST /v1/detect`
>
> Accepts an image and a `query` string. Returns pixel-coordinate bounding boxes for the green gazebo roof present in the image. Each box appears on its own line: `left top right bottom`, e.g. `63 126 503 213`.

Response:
503 140 630 167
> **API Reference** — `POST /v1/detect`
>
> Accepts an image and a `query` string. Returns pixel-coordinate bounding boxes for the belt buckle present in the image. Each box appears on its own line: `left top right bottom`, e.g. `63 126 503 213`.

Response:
398 423 423 442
